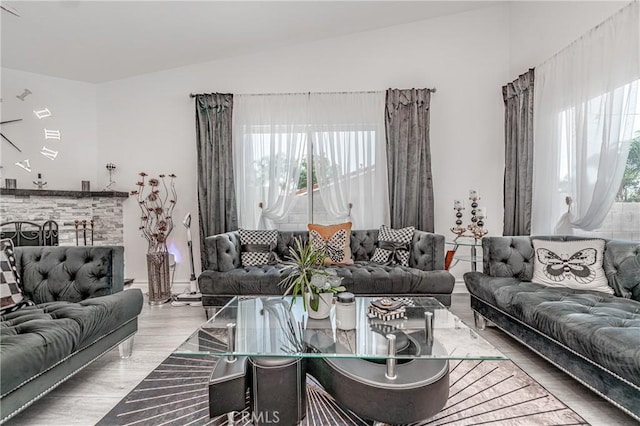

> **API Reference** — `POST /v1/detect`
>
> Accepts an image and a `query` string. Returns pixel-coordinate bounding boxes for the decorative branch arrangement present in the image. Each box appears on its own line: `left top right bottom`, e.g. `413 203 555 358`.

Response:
131 172 177 253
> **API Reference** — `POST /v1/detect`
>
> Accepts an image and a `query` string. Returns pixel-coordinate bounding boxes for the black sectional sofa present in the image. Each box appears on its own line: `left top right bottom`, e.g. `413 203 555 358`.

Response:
199 229 455 317
464 236 640 420
0 246 143 423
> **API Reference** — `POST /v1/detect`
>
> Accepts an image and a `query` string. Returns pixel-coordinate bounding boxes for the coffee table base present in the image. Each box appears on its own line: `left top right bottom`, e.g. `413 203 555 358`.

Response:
249 357 306 425
209 356 449 424
309 357 449 424
209 356 248 418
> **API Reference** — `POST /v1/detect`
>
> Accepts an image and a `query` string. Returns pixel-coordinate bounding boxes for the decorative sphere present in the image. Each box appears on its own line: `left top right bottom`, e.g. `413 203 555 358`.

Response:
471 202 478 208
456 219 462 225
471 216 477 223
477 220 484 227
456 212 463 218
471 209 476 215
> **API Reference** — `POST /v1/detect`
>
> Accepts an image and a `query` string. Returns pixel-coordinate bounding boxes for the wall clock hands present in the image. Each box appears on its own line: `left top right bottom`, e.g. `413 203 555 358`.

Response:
0 119 23 125
1 132 22 152
0 119 23 152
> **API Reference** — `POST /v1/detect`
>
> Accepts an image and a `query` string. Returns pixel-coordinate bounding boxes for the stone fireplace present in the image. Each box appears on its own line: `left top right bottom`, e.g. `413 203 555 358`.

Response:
0 188 128 245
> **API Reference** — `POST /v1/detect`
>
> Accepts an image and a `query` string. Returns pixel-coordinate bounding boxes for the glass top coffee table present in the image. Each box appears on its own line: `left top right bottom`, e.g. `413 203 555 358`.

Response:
175 296 506 424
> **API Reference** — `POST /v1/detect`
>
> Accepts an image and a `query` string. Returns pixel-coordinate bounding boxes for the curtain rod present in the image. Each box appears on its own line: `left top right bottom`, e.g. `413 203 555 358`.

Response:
189 88 436 98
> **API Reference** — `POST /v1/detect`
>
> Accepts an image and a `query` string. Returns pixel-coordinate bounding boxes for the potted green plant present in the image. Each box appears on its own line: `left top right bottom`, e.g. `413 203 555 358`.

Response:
279 238 346 319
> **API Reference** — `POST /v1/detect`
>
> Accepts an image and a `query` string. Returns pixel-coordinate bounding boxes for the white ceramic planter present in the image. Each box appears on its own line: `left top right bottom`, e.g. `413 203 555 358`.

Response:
305 292 333 319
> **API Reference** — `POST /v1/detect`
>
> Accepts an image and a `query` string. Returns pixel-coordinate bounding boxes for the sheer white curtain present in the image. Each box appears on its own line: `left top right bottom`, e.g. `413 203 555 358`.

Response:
531 1 640 235
234 94 308 229
309 92 389 228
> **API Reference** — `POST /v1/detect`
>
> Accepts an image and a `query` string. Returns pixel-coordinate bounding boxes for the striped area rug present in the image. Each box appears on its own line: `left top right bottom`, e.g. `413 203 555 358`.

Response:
98 355 588 425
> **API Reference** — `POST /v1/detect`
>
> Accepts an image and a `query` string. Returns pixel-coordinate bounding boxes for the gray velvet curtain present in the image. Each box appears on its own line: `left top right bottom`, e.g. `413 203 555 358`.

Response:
502 69 534 236
385 88 434 231
195 93 237 269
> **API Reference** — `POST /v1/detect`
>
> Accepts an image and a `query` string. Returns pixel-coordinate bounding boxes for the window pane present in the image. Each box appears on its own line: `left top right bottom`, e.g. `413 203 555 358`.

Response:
234 92 388 230
312 128 384 227
575 81 640 240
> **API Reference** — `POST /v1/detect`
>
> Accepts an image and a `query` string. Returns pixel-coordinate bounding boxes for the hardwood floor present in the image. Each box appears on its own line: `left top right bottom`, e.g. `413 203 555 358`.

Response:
6 290 638 425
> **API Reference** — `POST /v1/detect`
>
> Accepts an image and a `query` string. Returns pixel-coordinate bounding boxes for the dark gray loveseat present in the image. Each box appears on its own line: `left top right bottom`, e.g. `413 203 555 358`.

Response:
199 229 455 316
464 236 640 420
0 246 144 423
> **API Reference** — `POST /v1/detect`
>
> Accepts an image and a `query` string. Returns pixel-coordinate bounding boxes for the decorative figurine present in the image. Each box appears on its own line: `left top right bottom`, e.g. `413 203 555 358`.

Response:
33 173 47 189
105 163 117 190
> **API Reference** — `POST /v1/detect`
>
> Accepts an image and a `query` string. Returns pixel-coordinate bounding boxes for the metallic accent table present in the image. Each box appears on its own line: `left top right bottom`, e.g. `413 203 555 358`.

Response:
446 238 483 271
175 296 506 424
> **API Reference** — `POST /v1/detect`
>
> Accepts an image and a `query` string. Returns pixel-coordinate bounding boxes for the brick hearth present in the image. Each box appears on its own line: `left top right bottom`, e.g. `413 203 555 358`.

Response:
0 189 128 246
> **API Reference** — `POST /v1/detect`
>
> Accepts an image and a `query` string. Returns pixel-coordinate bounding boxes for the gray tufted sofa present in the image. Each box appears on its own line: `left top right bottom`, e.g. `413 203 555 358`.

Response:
464 236 640 420
199 229 455 316
0 246 143 423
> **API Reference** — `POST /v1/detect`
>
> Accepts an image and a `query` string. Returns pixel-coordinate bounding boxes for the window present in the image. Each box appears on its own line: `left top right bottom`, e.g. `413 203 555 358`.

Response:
574 84 640 241
530 3 638 236
234 92 389 230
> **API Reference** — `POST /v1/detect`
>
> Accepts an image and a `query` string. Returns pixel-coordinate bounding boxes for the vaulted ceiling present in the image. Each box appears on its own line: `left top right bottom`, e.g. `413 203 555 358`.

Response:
1 1 500 83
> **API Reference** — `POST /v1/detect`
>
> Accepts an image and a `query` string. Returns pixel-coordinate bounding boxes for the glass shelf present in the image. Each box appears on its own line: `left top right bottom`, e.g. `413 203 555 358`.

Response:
446 238 483 247
175 296 506 361
446 238 483 271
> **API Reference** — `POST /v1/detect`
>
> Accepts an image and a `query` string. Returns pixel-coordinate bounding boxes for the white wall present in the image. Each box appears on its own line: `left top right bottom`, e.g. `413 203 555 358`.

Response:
2 2 626 283
97 4 511 283
507 1 627 76
0 69 98 190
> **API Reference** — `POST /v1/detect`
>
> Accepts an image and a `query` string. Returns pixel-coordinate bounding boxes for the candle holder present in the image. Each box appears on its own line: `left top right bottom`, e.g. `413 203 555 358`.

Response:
32 173 47 189
450 192 488 241
105 163 117 190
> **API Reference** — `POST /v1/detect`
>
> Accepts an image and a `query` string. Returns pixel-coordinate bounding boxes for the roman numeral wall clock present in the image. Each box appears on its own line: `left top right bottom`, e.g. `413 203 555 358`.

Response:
0 89 63 176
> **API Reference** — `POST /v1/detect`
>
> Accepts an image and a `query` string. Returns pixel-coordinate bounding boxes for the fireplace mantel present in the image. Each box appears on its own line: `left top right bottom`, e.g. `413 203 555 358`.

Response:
0 189 128 246
0 188 129 198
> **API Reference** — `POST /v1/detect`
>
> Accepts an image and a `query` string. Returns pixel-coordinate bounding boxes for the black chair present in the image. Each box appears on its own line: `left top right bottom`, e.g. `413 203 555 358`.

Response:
42 220 59 246
0 220 59 247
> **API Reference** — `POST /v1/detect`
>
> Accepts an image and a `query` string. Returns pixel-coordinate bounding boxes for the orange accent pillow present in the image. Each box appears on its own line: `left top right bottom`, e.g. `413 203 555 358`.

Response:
307 222 354 265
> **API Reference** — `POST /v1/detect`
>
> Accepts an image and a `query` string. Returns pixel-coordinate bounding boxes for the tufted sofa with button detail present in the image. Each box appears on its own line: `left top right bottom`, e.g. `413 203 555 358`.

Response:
0 246 143 423
464 236 640 420
199 229 455 316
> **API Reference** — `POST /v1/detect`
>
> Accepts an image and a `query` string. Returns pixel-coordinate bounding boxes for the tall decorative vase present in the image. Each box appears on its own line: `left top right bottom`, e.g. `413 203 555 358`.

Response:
147 252 171 305
305 292 333 320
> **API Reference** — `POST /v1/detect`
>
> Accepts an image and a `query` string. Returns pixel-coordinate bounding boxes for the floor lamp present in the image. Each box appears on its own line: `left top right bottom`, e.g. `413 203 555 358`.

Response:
173 212 202 305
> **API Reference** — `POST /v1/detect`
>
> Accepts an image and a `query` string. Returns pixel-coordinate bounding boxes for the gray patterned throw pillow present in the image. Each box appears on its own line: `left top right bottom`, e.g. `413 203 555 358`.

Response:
239 229 279 267
371 225 415 267
0 239 27 315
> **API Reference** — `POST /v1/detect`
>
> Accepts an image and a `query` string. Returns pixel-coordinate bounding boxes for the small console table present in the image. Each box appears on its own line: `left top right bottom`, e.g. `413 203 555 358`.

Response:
446 238 483 271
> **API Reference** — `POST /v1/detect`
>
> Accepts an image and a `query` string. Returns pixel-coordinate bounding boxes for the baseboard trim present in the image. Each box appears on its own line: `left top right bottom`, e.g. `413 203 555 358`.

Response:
128 280 192 297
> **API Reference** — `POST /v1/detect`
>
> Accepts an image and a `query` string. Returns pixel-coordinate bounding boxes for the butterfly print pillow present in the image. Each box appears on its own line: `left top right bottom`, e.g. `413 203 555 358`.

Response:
531 239 612 294
307 222 354 265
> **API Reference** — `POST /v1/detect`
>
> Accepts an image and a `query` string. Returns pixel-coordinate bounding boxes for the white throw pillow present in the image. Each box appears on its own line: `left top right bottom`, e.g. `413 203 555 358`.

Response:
532 239 612 294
